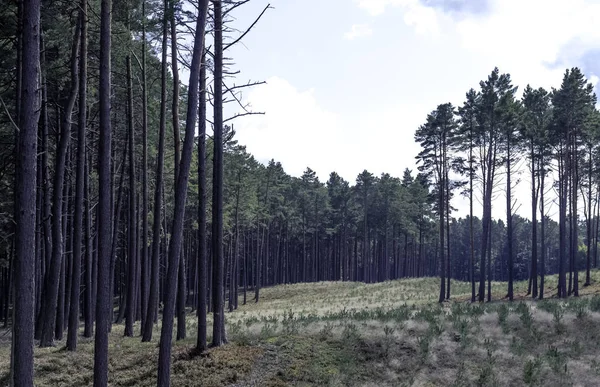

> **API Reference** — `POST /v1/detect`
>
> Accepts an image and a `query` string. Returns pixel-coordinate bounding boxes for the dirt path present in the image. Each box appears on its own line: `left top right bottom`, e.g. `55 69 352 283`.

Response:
229 344 283 387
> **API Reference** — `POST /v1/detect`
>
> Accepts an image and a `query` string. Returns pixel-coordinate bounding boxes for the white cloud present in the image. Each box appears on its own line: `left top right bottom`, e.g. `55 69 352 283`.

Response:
403 4 439 36
231 0 600 219
234 77 345 180
355 0 407 16
454 0 600 87
234 77 429 183
354 0 440 37
344 24 373 40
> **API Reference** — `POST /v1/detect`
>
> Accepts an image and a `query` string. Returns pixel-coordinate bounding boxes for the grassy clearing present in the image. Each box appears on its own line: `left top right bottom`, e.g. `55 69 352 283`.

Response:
0 323 261 387
3 271 600 386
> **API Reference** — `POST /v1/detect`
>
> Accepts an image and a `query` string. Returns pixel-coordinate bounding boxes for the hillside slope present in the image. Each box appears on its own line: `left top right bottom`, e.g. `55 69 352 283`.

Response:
3 273 600 386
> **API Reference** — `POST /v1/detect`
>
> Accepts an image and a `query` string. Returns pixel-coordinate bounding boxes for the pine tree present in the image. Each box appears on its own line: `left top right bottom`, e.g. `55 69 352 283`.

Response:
521 85 551 299
415 103 457 302
12 0 41 382
94 0 113 383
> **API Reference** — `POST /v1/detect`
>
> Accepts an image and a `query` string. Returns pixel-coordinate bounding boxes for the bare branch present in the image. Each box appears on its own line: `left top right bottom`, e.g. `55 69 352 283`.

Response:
224 80 266 94
223 111 265 123
224 4 272 51
0 96 19 133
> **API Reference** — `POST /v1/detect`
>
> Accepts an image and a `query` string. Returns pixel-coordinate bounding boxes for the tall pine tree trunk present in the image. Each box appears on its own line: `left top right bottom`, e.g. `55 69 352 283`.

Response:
67 2 87 350
530 142 538 299
539 155 546 299
94 0 113 382
142 0 169 343
157 0 209 383
84 144 93 337
585 145 592 286
211 0 226 347
140 0 150 330
558 143 567 298
507 133 514 301
124 55 137 337
572 131 579 296
196 50 208 352
40 23 80 347
12 0 41 382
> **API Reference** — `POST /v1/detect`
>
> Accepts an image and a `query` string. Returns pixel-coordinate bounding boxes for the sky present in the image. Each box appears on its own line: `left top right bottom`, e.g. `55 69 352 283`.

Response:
219 0 600 218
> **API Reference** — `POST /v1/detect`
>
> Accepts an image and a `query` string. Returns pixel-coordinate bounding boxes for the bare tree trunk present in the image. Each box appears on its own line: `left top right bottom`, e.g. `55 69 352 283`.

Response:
211 0 226 348
142 0 169 344
67 0 87 351
585 145 592 286
12 0 40 382
469 136 475 302
140 0 150 331
124 55 137 337
558 143 567 298
157 0 209 383
438 174 446 303
169 0 187 342
84 143 93 337
507 134 514 301
595 187 600 269
39 34 53 328
40 23 80 347
572 132 579 296
94 0 113 382
196 50 208 352
110 133 128 329
539 157 546 299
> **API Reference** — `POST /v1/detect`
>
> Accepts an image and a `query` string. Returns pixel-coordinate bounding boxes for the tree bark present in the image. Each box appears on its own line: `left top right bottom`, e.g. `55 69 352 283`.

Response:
507 132 514 301
125 55 137 337
140 0 150 331
12 0 40 382
66 0 87 351
40 22 80 348
211 0 226 348
94 0 113 383
142 0 169 344
157 0 209 383
196 50 208 352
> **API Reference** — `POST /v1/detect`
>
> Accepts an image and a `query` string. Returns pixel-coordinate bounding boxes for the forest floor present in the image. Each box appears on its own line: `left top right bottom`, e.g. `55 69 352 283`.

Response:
3 272 600 386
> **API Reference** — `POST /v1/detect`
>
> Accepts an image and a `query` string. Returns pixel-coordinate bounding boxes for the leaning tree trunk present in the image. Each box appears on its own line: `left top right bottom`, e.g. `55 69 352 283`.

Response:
40 23 80 348
142 0 169 343
170 0 187 342
157 1 209 384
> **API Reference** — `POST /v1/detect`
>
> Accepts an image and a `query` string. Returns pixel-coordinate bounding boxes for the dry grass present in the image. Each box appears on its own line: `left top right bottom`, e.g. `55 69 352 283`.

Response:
4 271 600 386
0 324 262 387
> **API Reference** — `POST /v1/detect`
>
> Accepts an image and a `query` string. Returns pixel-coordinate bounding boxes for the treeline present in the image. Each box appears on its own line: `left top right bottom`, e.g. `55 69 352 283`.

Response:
3 0 600 384
416 67 600 302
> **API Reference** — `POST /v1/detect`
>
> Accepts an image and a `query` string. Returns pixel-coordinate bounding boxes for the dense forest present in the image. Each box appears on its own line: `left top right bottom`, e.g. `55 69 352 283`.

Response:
2 0 600 385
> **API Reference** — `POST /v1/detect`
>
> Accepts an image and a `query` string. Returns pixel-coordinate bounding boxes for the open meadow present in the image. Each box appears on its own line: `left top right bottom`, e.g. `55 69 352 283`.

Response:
3 273 600 386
